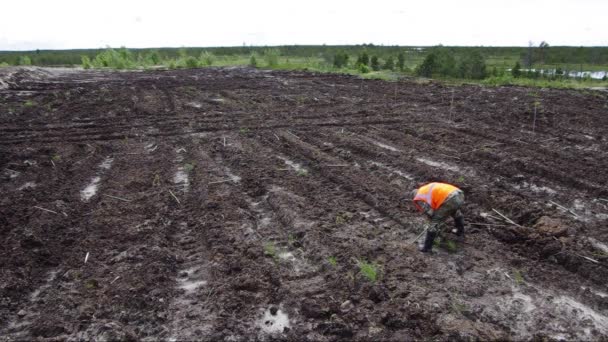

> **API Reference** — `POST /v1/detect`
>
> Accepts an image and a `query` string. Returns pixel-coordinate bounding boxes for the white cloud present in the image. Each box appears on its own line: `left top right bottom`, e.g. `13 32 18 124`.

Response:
1 0 606 50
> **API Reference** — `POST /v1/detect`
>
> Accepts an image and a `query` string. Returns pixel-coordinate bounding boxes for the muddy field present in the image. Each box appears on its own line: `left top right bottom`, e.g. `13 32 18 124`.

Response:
1 66 608 341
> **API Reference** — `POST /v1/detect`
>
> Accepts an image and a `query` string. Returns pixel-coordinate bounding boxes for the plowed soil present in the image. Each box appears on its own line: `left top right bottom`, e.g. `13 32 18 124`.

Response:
1 66 608 341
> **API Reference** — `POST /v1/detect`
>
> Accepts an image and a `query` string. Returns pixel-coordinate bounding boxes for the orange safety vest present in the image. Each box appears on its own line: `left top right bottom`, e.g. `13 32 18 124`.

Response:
413 182 460 211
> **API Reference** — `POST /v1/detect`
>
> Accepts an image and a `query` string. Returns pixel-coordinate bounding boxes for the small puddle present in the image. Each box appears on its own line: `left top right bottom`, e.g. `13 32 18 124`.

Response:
99 157 113 170
588 237 608 254
416 157 461 172
174 169 189 190
226 169 241 183
18 182 37 190
178 280 207 292
259 307 290 334
369 139 401 152
369 161 414 180
80 157 114 202
277 156 306 172
81 176 101 201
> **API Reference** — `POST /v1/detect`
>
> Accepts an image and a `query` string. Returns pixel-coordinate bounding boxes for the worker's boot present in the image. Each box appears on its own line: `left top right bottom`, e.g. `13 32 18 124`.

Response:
452 216 465 237
419 231 437 253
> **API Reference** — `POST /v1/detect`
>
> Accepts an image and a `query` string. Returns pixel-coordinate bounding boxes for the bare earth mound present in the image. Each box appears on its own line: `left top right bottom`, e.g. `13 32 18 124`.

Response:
1 66 607 341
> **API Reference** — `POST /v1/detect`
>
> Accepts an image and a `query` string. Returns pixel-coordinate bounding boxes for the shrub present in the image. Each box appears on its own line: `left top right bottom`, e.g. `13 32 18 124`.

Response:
264 48 280 67
457 50 486 79
199 51 214 66
511 61 522 78
358 63 370 74
356 52 369 67
81 56 92 69
333 52 349 68
249 53 258 67
371 56 380 71
18 56 32 66
185 56 199 68
416 53 436 77
383 56 395 71
397 52 405 71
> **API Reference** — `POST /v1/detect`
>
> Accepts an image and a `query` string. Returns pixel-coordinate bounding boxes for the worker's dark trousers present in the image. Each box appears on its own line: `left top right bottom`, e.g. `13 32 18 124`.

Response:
427 190 465 235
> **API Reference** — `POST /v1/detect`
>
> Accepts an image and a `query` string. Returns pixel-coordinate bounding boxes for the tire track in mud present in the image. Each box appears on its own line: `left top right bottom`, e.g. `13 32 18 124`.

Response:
0 144 114 336
253 129 608 340
2 141 183 340
300 127 608 281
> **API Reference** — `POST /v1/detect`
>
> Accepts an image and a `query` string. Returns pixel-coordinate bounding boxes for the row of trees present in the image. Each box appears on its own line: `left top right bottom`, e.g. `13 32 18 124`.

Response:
414 48 487 79
333 51 408 73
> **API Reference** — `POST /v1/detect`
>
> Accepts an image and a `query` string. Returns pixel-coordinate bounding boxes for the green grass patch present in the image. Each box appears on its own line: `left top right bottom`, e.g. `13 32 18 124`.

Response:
264 242 276 256
357 259 379 283
328 256 337 267
512 269 525 285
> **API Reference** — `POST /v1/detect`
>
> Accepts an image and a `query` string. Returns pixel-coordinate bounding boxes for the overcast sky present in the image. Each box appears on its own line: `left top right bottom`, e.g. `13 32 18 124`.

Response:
1 0 606 50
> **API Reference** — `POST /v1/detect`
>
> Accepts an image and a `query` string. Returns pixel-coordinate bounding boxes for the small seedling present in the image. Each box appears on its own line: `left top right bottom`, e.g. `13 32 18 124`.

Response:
84 279 99 290
287 233 296 246
512 269 524 285
328 256 337 267
264 242 277 259
335 212 348 225
456 175 465 183
24 100 35 107
296 169 308 177
445 240 457 253
357 259 379 283
239 127 250 134
51 154 61 162
152 173 161 187
451 300 467 315
183 163 195 172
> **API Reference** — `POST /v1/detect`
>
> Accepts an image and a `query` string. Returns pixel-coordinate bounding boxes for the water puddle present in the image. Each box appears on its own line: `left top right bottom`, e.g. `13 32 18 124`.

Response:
178 279 207 292
186 102 202 108
81 176 101 201
144 143 158 153
173 170 189 190
99 157 113 170
369 161 414 180
588 237 608 254
369 139 401 152
416 157 461 172
277 156 306 172
80 157 114 202
18 181 37 190
4 169 20 179
474 271 608 340
258 307 290 334
226 169 241 183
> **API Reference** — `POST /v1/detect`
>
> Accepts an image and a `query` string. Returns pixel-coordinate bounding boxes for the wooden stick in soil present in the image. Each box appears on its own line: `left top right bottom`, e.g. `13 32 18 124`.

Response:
598 198 608 203
549 200 579 218
573 252 599 264
102 194 132 202
491 209 526 228
34 206 60 215
168 190 181 204
324 164 349 167
286 130 299 139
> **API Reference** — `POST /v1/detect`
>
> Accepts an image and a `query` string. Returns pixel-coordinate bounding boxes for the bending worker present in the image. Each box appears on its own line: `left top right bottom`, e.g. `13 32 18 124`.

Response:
412 182 465 253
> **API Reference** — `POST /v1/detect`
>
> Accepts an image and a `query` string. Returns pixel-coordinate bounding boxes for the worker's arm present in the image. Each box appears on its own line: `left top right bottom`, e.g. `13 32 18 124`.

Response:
417 201 434 218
